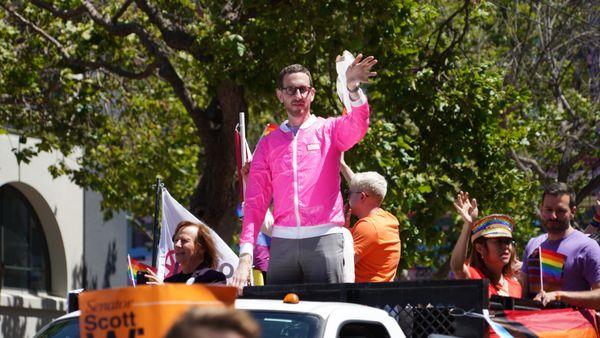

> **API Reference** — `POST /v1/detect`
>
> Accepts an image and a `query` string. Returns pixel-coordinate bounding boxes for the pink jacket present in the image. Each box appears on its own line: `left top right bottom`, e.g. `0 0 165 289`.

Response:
239 93 370 255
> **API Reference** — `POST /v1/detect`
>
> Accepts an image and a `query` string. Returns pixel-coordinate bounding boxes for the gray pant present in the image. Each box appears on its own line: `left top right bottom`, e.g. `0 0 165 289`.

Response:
267 233 344 285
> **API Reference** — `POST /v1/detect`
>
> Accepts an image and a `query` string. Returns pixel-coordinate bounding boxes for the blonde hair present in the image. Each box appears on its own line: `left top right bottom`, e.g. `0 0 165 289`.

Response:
349 172 388 204
165 306 260 338
173 221 219 269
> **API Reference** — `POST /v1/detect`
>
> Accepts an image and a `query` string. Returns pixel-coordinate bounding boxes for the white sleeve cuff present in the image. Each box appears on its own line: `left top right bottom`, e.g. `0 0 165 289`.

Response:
239 242 254 258
349 89 367 107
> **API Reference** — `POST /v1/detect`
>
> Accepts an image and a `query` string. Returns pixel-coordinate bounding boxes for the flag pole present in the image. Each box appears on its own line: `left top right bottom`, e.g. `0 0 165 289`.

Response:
239 112 254 286
239 112 247 198
539 246 544 293
127 254 136 287
152 177 163 267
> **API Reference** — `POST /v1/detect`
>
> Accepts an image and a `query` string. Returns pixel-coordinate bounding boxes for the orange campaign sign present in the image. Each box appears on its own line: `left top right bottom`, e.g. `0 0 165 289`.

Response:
78 284 237 338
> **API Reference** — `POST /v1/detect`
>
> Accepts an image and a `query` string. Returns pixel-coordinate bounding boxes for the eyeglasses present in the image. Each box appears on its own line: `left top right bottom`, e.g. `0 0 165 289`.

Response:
280 86 312 96
488 238 514 246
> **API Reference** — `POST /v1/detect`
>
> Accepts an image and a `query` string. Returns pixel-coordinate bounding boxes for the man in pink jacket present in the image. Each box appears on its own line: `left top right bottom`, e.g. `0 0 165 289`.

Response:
232 54 378 288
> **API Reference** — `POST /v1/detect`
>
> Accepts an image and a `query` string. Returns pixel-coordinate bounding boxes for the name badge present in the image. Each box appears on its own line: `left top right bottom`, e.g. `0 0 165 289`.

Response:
307 143 320 151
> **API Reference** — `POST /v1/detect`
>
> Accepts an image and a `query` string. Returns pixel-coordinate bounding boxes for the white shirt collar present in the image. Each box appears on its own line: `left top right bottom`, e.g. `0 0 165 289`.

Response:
280 114 317 133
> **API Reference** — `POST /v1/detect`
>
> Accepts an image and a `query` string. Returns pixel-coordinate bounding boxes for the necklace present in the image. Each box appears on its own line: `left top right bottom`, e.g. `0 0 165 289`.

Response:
496 275 509 296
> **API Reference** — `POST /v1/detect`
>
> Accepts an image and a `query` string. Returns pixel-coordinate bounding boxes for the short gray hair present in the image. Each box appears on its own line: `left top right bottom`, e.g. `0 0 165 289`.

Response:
349 172 388 204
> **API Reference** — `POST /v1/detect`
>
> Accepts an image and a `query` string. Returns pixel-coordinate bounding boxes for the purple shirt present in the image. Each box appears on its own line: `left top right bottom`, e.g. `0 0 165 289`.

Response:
253 232 271 272
522 230 600 298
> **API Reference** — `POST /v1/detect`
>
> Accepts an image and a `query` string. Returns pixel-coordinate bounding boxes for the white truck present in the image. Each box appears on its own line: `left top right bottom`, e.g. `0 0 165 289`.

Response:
35 295 406 338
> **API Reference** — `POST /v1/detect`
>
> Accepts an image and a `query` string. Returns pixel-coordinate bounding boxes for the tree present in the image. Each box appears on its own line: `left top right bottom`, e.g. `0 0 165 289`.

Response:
0 0 428 244
471 0 600 205
4 1 592 272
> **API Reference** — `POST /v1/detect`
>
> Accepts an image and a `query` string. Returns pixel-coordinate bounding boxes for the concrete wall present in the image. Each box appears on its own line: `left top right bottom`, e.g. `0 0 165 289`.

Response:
84 189 128 290
0 290 66 337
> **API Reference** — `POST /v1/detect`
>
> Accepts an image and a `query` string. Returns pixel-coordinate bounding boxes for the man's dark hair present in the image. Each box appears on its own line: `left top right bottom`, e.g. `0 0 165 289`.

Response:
277 64 313 88
165 306 260 338
542 182 576 209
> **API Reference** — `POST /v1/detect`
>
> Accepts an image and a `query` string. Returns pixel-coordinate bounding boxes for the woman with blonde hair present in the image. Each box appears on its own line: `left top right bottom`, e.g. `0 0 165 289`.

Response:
146 220 226 285
450 191 522 297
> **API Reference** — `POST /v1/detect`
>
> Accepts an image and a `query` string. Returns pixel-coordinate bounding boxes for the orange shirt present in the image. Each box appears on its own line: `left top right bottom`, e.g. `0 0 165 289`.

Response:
350 209 401 282
467 265 522 298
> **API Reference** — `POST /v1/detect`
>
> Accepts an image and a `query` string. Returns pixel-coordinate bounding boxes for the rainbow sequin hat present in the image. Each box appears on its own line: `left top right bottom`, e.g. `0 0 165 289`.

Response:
470 214 514 243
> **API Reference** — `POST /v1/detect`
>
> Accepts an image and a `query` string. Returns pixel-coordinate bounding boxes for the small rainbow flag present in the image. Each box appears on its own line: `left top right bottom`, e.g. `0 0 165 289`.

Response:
540 247 566 292
262 122 278 136
127 255 156 286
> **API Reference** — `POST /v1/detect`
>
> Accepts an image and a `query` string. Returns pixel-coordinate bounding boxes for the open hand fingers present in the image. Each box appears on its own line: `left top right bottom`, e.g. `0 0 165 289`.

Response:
360 56 378 69
453 202 461 212
533 291 545 302
454 194 464 208
351 53 363 66
356 57 378 75
145 273 162 284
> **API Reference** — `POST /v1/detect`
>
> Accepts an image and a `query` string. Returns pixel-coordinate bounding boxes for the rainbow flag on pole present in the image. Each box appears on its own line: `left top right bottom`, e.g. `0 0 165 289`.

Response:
539 247 566 292
127 255 156 286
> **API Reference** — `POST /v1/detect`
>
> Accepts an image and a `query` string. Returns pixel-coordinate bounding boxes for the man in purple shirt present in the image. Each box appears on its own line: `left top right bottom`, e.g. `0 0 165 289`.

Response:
521 182 600 308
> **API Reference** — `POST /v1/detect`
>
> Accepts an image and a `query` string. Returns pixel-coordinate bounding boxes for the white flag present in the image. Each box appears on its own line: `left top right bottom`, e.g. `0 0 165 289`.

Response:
157 188 239 283
336 50 356 114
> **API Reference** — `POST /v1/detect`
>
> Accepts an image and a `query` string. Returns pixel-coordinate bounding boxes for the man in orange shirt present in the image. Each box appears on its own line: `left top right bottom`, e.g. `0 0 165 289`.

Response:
341 157 401 282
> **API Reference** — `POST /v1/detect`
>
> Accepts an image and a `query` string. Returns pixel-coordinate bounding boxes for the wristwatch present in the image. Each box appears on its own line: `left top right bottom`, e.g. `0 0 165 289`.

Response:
347 84 360 93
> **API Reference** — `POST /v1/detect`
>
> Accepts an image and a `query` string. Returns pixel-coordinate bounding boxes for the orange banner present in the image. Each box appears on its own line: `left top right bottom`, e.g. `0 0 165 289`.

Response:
79 284 237 338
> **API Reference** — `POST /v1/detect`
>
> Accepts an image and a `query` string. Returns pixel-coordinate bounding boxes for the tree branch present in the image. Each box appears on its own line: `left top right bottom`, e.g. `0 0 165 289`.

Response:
79 1 207 126
81 0 141 36
133 0 212 62
3 4 159 80
577 175 600 206
111 0 134 23
30 0 86 20
0 94 26 105
437 1 470 66
2 3 69 58
70 59 161 79
509 148 549 179
23 0 209 139
428 0 470 69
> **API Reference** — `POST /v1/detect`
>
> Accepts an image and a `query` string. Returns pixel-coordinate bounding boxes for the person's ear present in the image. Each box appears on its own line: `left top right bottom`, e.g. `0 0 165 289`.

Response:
276 89 284 103
474 242 486 256
309 87 315 102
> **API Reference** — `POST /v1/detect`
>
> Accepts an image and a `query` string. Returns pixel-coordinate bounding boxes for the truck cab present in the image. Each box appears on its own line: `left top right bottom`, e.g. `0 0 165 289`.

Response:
236 298 405 338
36 296 405 338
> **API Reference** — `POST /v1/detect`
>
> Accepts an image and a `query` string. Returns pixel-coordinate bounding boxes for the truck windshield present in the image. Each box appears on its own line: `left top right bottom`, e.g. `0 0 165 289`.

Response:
248 310 324 338
35 317 79 338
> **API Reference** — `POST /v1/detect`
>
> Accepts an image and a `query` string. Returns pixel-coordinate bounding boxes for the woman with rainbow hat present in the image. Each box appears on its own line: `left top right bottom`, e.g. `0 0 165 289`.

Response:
450 191 522 298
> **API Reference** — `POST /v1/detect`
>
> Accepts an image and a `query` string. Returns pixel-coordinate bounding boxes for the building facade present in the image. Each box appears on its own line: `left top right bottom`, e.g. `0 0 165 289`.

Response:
0 133 128 337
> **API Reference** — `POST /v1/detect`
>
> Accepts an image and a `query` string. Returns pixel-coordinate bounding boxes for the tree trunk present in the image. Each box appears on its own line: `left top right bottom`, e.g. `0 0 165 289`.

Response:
189 80 246 244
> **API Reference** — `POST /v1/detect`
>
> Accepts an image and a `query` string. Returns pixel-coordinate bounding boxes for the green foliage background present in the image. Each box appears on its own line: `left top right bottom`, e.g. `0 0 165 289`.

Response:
1 0 597 272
